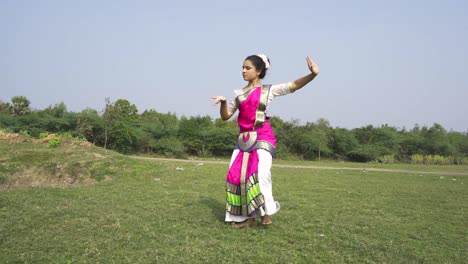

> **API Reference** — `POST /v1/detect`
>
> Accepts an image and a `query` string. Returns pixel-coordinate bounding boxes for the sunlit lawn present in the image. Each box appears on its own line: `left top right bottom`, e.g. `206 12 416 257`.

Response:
1 152 466 263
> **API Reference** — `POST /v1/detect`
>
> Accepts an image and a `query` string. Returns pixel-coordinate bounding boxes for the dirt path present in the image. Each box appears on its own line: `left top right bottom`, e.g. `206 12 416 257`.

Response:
129 156 468 176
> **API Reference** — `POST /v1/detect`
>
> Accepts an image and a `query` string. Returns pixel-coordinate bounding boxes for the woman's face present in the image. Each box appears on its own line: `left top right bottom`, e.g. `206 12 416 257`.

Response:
242 60 259 82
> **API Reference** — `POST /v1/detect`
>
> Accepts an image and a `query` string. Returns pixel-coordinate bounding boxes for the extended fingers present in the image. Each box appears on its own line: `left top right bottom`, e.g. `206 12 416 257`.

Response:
306 56 319 74
211 96 226 105
306 56 314 67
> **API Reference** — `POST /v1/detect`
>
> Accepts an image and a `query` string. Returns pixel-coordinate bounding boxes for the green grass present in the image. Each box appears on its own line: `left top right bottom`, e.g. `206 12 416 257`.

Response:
0 141 467 263
273 159 468 174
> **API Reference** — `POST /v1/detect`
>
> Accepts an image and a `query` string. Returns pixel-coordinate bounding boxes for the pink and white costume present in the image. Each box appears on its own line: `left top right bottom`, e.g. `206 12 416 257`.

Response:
224 83 293 222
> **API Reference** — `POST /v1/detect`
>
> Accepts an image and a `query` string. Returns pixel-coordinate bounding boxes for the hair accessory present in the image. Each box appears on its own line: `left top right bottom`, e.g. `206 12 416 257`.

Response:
257 54 270 69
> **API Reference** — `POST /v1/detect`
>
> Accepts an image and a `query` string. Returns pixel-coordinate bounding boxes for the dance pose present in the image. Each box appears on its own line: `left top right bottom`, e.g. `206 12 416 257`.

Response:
212 54 319 228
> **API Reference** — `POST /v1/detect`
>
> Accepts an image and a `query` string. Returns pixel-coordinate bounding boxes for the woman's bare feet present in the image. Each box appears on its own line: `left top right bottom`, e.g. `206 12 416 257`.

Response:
233 218 257 229
261 215 272 226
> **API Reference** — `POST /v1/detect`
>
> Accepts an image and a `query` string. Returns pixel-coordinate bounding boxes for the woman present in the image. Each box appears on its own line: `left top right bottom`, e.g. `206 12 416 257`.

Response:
212 54 319 228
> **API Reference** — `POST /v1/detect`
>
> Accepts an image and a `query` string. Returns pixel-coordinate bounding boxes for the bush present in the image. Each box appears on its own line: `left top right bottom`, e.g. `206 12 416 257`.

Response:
411 154 424 164
19 130 31 138
151 137 185 158
62 131 73 139
39 132 49 139
375 154 396 164
48 138 62 148
410 154 466 165
347 145 387 162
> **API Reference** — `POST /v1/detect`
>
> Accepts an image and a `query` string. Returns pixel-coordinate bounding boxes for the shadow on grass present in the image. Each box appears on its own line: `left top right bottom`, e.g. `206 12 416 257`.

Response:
201 197 225 223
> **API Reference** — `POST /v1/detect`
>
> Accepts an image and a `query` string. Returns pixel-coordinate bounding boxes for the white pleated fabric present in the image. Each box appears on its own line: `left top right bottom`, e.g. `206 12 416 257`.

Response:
224 149 281 222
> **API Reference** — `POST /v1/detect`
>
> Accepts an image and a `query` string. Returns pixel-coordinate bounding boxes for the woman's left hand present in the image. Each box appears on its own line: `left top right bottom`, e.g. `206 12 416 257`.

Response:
306 56 319 75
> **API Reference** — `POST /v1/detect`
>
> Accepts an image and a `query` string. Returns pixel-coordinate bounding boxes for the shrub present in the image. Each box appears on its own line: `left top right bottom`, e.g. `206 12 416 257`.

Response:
375 154 396 164
347 145 387 162
151 137 185 158
62 131 73 139
39 132 49 139
411 154 466 165
19 130 31 138
48 138 62 148
411 154 424 164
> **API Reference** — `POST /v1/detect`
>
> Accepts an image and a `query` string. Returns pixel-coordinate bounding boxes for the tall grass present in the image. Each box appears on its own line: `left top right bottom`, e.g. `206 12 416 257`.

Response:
411 154 468 165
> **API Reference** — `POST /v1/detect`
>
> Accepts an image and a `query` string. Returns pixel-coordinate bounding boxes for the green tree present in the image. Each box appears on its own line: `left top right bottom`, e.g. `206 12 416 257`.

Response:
10 96 31 116
42 102 67 118
0 100 10 113
178 115 213 156
347 144 387 162
330 128 359 160
77 108 104 144
102 98 139 150
108 120 140 153
313 118 332 161
399 130 426 157
113 99 138 121
422 123 455 156
351 125 399 162
140 109 178 138
149 137 185 157
138 110 180 155
271 117 300 159
202 127 238 156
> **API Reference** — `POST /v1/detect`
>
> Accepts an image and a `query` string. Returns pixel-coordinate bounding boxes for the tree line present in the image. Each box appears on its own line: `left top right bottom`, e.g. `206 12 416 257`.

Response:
1 96 467 164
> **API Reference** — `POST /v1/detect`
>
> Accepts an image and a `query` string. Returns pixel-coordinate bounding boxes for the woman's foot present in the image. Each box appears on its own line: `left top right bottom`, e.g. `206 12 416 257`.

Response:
233 218 257 229
261 215 272 226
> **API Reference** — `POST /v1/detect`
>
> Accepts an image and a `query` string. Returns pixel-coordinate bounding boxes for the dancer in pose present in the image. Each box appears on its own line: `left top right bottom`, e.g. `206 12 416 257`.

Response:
212 54 319 228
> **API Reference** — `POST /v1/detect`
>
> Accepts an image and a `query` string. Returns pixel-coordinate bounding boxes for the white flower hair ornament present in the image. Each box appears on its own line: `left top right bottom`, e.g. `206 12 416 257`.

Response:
257 54 270 69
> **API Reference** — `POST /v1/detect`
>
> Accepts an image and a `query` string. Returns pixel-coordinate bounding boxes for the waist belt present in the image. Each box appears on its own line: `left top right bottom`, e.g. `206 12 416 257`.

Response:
236 131 275 156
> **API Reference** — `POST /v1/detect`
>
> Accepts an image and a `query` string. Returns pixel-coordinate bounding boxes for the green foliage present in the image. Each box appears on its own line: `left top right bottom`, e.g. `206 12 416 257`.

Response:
39 132 49 139
42 102 67 117
102 98 139 150
105 98 138 121
48 138 62 148
0 127 13 133
201 127 238 156
0 100 10 113
330 128 359 159
177 115 214 156
400 131 426 156
76 108 104 144
107 121 140 153
347 145 388 162
19 130 32 138
150 137 185 158
283 119 332 160
1 96 467 163
374 154 396 164
411 154 467 165
10 96 31 116
61 131 73 139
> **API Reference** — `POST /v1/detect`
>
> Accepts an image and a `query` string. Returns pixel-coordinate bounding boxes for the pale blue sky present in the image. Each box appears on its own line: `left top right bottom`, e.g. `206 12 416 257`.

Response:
1 0 467 131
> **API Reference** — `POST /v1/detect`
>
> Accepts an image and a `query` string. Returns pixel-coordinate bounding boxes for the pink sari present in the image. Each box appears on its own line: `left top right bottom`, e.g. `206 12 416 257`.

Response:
225 86 277 217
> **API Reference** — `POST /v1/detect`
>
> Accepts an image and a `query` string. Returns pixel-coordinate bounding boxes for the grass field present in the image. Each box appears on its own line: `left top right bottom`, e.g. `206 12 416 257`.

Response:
0 140 467 263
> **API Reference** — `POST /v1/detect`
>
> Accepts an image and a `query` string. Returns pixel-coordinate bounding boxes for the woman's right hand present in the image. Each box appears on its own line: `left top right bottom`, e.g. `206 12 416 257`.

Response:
211 96 226 105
